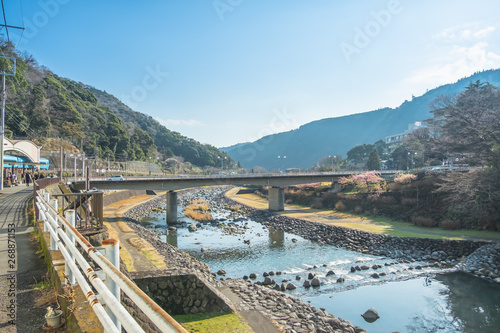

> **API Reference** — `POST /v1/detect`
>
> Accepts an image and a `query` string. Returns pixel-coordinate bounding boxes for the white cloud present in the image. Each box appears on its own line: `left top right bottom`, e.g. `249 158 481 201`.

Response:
433 24 495 42
156 117 205 127
406 23 500 88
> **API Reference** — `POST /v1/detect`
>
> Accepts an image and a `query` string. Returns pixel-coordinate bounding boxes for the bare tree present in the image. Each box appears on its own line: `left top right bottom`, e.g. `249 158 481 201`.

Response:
432 81 500 170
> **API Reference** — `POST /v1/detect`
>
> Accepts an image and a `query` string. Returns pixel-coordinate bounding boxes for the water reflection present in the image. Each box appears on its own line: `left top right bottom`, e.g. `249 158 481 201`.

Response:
166 230 178 247
433 272 500 333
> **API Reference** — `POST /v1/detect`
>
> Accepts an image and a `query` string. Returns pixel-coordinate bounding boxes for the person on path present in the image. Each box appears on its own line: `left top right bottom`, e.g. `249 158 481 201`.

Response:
25 172 32 186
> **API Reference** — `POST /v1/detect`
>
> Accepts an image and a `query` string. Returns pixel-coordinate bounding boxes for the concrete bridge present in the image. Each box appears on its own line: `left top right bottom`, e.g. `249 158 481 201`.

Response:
71 172 396 224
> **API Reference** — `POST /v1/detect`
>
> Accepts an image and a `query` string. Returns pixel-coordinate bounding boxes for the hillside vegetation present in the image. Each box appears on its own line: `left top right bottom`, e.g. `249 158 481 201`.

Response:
0 42 230 168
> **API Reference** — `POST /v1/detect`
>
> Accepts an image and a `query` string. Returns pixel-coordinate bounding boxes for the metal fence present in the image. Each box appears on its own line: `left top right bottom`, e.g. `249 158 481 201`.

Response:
35 189 187 333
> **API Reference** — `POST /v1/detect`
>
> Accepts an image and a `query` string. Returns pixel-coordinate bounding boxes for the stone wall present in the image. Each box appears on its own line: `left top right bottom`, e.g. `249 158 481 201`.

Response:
102 190 149 207
131 271 234 316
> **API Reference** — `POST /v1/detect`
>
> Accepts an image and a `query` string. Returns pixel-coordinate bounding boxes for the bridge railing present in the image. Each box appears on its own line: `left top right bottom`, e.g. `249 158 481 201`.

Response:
35 189 187 333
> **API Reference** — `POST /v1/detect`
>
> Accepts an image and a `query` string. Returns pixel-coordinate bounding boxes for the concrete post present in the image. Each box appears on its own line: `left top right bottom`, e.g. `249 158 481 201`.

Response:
49 198 58 250
42 191 49 232
64 210 76 285
166 190 178 224
269 187 285 211
101 239 121 331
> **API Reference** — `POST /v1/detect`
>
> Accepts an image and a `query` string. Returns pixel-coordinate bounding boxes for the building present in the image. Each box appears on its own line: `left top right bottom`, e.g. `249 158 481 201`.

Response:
385 122 425 150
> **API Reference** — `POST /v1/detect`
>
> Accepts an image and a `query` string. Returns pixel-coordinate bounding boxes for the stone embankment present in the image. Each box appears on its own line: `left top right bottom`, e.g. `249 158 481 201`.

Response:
221 278 363 333
458 243 500 283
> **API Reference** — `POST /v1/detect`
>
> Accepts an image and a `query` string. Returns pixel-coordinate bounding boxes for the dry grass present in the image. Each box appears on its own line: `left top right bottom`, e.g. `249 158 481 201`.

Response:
225 204 242 212
128 237 168 269
185 199 212 221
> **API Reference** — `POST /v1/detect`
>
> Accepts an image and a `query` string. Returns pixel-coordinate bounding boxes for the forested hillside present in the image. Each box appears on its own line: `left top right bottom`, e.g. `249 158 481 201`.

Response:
0 42 230 167
223 69 500 170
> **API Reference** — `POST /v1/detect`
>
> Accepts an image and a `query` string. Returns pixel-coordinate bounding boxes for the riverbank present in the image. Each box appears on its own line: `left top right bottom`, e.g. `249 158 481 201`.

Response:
223 187 500 283
112 185 500 332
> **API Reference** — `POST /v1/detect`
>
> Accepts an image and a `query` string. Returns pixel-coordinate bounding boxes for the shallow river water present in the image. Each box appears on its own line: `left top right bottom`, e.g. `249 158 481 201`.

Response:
142 204 500 333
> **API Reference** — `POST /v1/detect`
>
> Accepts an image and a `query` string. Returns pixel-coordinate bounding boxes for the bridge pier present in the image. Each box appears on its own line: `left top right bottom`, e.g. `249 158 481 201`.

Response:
268 186 285 211
166 190 178 224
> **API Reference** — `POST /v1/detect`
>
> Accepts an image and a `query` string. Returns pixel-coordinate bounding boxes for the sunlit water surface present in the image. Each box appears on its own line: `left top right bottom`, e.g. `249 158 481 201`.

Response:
142 208 500 333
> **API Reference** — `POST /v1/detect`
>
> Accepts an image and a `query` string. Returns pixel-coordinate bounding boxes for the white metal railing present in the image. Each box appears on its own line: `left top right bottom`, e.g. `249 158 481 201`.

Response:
35 189 187 333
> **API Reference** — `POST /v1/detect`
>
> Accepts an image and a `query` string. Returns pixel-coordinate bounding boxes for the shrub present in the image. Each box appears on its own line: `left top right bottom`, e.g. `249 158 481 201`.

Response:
440 218 461 230
372 208 378 216
335 201 346 211
368 195 396 204
354 206 363 214
311 199 323 209
394 173 417 184
411 216 435 227
401 198 418 206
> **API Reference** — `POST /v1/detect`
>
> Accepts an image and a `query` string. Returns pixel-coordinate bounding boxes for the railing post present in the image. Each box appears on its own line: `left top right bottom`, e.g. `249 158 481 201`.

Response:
42 192 50 232
64 210 76 285
49 199 58 250
101 239 121 331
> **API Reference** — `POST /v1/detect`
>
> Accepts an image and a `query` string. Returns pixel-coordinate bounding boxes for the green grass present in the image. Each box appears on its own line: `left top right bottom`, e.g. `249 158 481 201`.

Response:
173 312 253 333
374 220 500 240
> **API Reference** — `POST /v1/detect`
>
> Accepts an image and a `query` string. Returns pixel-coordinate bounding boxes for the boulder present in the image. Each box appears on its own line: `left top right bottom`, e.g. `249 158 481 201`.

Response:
311 278 321 287
303 280 311 288
326 270 335 276
295 275 302 281
188 224 197 232
286 283 297 290
216 269 226 276
308 272 316 280
249 273 257 279
263 277 273 285
336 277 345 283
361 308 380 323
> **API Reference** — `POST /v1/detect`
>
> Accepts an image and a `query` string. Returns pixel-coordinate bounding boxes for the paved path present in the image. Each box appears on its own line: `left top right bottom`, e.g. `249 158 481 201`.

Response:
0 185 47 332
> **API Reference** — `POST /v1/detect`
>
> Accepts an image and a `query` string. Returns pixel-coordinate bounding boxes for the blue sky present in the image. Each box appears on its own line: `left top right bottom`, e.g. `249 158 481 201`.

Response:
3 0 500 147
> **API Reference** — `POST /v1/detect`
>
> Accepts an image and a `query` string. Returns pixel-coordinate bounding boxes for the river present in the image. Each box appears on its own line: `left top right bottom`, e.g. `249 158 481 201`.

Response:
141 192 500 333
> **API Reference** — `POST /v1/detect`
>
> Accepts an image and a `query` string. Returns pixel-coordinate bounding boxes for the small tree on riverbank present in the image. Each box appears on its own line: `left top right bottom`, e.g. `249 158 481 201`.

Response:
338 171 385 195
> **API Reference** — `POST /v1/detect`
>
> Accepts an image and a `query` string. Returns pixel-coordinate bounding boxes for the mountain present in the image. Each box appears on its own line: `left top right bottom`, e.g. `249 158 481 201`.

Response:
222 69 500 170
0 42 230 168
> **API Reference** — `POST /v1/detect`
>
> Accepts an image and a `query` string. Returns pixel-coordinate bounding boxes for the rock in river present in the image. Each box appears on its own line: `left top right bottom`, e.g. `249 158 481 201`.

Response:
361 308 380 323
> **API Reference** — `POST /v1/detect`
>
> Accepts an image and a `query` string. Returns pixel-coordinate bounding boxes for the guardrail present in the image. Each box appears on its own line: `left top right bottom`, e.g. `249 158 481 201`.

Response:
35 189 187 333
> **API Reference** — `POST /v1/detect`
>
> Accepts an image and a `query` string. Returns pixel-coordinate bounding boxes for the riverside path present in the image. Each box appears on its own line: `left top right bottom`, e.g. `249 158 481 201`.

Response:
0 185 46 332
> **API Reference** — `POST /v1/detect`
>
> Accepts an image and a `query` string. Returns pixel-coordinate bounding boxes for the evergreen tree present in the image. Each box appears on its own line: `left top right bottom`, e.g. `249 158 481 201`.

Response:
366 149 381 170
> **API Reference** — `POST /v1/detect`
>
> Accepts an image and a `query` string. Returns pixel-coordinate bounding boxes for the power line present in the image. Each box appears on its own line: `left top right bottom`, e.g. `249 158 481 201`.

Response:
0 0 25 43
1 0 9 42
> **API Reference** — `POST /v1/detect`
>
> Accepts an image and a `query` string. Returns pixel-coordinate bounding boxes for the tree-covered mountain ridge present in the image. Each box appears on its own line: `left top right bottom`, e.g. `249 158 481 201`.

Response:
0 42 230 168
222 69 500 170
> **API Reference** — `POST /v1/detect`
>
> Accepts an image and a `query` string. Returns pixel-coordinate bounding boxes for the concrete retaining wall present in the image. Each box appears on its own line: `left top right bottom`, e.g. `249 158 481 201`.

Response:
131 271 234 316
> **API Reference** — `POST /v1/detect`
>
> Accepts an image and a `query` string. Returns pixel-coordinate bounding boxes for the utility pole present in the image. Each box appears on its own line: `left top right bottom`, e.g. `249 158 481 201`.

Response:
0 18 25 189
0 57 17 190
